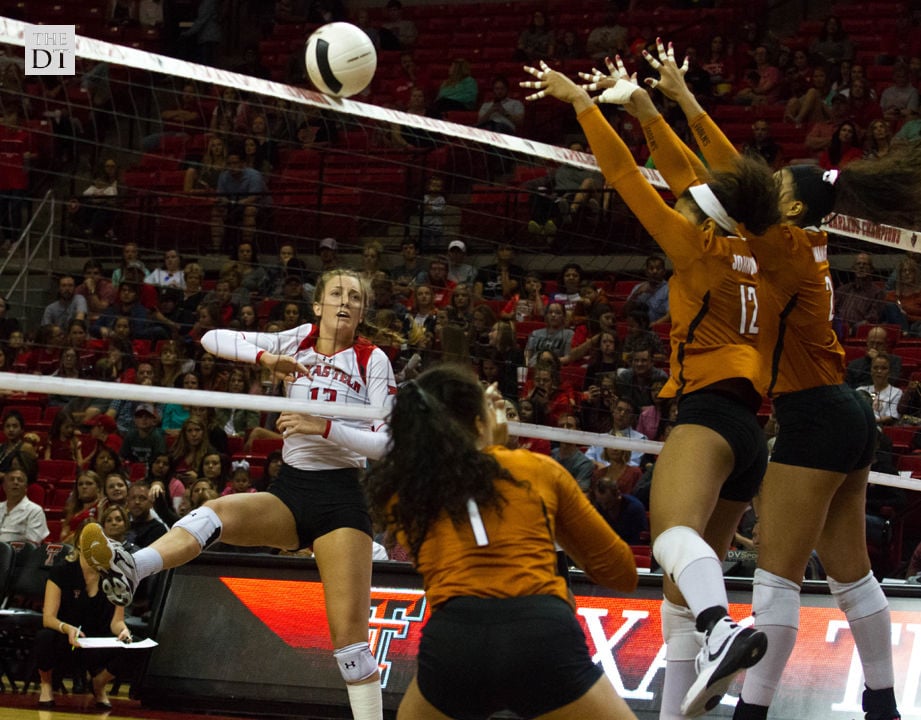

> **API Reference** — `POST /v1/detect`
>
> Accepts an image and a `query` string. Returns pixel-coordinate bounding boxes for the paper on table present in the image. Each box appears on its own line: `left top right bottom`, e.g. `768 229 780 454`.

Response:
75 637 158 649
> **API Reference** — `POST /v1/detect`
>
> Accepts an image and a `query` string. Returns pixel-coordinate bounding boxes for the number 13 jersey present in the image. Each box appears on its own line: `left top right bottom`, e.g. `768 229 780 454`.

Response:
202 324 396 471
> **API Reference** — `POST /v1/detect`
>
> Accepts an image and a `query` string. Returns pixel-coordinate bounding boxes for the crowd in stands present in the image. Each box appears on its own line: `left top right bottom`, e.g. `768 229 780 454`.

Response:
0 1 919 586
0 238 919 574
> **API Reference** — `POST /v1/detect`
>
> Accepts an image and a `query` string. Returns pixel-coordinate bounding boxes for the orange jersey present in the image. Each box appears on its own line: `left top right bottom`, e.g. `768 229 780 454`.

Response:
394 445 637 610
580 107 766 399
687 112 846 395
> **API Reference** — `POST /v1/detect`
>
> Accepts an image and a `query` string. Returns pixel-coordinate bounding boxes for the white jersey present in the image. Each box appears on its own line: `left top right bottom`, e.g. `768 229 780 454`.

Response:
201 325 396 471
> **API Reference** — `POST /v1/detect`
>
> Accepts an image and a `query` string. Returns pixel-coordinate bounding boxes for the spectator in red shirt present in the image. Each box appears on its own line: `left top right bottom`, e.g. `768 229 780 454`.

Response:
419 256 456 308
0 106 35 250
86 413 123 456
76 259 117 325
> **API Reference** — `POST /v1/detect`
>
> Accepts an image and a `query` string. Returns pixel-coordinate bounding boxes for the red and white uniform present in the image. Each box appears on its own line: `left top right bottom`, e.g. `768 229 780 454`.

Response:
202 325 396 471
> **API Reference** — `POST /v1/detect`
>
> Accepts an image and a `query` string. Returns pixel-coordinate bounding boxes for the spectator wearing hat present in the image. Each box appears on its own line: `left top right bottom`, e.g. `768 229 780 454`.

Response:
120 404 166 465
446 240 477 286
0 467 49 544
86 413 123 456
317 237 339 275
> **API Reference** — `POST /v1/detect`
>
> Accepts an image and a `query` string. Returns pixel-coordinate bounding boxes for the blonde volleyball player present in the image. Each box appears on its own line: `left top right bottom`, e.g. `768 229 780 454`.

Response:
81 269 395 720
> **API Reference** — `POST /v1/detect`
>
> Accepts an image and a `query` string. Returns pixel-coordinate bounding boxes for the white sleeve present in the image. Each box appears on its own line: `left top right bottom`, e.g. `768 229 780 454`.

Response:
325 347 395 460
26 506 50 544
326 420 390 461
201 324 314 364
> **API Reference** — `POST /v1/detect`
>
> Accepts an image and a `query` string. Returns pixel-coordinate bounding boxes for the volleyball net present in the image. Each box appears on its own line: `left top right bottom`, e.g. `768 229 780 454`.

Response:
0 17 915 492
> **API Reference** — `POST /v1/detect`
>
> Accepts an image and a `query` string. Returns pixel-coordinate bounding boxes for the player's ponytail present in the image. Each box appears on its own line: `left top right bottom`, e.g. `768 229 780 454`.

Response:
788 140 921 228
833 141 921 228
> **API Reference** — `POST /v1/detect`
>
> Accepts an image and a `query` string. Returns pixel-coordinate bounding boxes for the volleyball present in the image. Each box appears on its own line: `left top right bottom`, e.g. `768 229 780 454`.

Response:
304 22 377 98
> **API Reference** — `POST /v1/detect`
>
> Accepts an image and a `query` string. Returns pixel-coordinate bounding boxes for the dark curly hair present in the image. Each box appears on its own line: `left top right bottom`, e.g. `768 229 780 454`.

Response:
364 363 522 560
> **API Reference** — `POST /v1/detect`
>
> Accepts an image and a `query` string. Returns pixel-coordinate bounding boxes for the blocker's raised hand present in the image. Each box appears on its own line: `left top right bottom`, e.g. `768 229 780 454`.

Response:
642 38 691 101
520 61 589 106
578 55 639 105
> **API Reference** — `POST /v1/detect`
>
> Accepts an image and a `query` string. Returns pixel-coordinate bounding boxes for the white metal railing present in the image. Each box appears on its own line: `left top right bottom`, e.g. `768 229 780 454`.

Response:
0 189 55 310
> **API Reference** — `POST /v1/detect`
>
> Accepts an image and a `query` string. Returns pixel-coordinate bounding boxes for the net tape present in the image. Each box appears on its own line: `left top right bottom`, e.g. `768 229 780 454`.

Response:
0 370 911 491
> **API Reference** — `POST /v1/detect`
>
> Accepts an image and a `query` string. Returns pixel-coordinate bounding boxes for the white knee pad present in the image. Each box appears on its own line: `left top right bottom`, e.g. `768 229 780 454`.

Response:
174 506 222 549
661 598 701 662
752 568 801 629
653 526 717 582
827 571 887 619
333 642 378 683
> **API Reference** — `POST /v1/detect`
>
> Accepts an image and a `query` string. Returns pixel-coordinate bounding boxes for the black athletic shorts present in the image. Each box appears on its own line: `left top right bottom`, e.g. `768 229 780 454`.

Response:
675 389 768 502
267 464 372 550
416 595 603 720
771 383 876 473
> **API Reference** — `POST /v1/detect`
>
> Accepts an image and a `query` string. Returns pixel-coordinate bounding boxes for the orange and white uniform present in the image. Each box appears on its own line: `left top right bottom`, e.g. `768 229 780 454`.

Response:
393 445 637 609
686 111 846 395
578 106 766 400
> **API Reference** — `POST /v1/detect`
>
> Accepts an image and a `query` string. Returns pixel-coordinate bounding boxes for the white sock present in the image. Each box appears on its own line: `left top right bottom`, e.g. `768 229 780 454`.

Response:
345 678 382 720
132 547 164 580
828 572 894 690
676 557 730 620
741 569 801 707
661 599 701 720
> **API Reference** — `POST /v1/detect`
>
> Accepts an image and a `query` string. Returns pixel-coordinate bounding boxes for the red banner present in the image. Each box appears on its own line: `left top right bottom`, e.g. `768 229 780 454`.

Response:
222 578 921 717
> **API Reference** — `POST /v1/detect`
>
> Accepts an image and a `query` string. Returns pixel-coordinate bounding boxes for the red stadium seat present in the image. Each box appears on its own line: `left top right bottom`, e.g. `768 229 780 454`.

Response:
251 437 284 456
896 453 921 476
883 425 915 454
46 519 63 543
515 320 544 347
46 486 73 516
3 405 43 425
37 459 78 487
630 545 652 569
25 483 47 507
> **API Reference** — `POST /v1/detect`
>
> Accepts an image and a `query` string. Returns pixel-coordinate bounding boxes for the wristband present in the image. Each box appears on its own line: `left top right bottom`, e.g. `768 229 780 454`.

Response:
322 420 332 439
255 350 265 364
59 622 67 633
